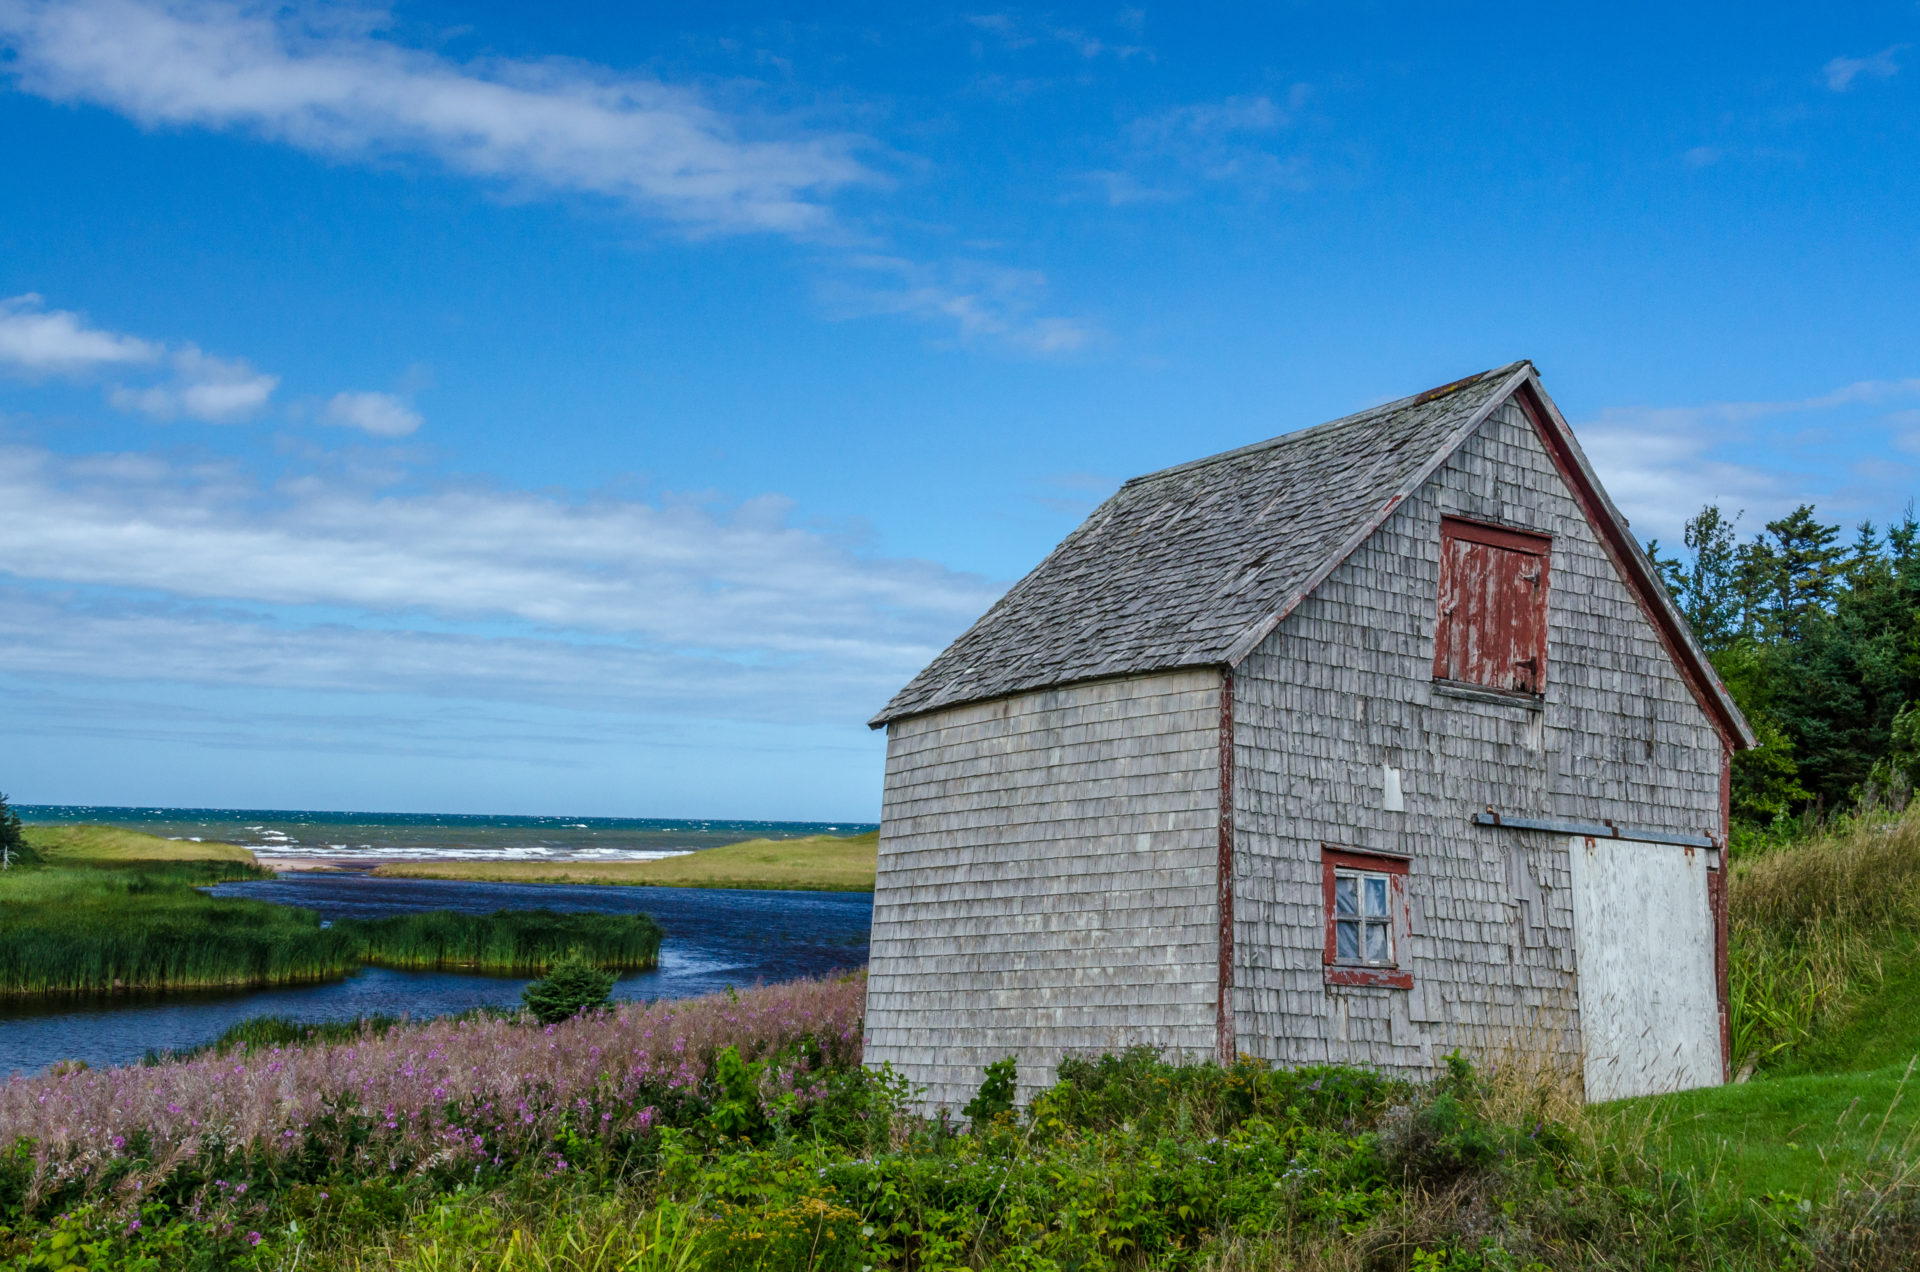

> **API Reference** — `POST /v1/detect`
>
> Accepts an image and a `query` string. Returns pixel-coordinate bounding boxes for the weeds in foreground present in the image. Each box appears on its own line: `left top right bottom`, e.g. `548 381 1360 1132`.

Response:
8 975 1920 1271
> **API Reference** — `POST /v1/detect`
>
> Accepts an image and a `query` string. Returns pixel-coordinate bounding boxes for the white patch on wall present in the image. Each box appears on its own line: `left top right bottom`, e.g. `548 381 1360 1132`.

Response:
1383 765 1405 812
1566 836 1720 1101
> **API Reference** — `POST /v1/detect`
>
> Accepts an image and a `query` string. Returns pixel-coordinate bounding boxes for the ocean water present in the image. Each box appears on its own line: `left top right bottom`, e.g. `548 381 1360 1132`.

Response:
17 805 876 864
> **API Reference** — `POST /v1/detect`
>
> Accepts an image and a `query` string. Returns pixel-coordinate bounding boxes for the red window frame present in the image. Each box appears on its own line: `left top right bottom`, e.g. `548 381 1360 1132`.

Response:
1322 848 1413 989
1432 516 1552 696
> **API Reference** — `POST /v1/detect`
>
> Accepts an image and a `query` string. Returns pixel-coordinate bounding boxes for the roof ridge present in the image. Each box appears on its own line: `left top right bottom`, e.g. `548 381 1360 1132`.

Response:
869 358 1542 728
1121 360 1530 488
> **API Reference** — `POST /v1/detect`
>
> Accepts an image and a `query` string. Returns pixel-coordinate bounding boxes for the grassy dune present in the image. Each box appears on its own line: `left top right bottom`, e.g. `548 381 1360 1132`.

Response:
371 827 879 891
23 822 256 864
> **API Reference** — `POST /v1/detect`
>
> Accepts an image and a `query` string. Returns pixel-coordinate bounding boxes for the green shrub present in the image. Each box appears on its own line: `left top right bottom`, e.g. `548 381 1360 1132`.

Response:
962 1055 1017 1124
520 948 615 1023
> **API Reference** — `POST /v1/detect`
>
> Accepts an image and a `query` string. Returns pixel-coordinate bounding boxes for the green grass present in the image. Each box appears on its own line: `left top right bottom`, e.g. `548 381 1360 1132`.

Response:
0 830 664 993
373 828 879 891
341 909 663 974
1610 808 1920 1208
1616 1060 1920 1203
0 860 359 995
22 822 257 863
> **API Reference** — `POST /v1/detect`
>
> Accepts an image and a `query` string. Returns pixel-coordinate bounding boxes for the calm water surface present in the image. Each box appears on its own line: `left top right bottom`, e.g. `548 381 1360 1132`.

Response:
0 875 872 1077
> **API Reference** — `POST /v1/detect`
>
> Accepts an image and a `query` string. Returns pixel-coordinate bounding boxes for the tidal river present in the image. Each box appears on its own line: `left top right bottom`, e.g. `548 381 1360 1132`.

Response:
0 875 873 1076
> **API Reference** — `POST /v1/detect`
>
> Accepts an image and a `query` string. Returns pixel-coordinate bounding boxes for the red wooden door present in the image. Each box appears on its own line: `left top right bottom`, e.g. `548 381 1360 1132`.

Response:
1433 518 1551 694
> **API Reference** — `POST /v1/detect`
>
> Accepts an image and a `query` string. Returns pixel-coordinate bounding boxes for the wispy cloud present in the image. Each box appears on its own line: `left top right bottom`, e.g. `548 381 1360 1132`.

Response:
0 293 159 374
0 1 1092 356
0 443 1002 723
1823 44 1907 91
324 390 421 438
1584 378 1920 432
824 255 1098 355
1088 88 1314 203
1575 377 1920 543
963 12 1146 61
0 0 874 237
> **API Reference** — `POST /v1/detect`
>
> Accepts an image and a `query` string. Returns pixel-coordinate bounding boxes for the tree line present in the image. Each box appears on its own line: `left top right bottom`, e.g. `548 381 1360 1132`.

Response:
1645 503 1920 831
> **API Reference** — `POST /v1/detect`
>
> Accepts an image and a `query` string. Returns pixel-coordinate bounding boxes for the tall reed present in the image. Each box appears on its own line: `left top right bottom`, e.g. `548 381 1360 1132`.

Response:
0 862 664 996
1728 808 1920 1071
0 862 358 995
339 909 663 974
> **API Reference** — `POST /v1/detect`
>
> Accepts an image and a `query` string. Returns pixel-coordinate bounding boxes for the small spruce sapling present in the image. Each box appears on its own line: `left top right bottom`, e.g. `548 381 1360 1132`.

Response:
0 793 29 870
520 948 614 1024
964 1055 1018 1124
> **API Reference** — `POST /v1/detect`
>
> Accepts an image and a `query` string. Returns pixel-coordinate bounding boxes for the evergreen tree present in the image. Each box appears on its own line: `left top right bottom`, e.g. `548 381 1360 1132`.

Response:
1651 505 1743 651
521 949 614 1024
0 793 28 868
1746 505 1845 642
1650 500 1920 823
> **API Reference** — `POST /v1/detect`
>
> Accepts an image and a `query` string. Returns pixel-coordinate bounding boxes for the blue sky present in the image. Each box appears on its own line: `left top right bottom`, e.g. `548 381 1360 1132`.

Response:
1 2 1917 819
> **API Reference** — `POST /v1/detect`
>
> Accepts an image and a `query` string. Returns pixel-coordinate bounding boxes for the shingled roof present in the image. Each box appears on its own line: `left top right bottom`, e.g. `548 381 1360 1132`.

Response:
870 361 1753 748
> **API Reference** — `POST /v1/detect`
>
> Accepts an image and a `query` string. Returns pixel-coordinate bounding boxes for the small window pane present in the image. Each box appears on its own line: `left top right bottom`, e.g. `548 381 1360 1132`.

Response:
1336 919 1359 960
1365 921 1390 961
1334 876 1358 915
1363 875 1389 917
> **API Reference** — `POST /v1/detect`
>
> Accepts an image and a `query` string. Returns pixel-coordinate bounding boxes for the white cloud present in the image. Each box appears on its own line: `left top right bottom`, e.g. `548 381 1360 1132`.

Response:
1824 45 1906 91
0 0 873 237
0 292 159 374
1574 377 1920 544
108 345 278 422
0 444 1002 713
325 390 421 437
825 255 1097 356
0 3 1093 354
0 424 1006 745
0 591 895 725
0 293 281 421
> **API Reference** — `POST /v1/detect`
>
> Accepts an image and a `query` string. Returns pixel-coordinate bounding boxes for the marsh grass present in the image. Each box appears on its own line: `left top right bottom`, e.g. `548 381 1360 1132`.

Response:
341 909 663 974
1728 809 1920 1074
0 854 662 996
0 860 358 995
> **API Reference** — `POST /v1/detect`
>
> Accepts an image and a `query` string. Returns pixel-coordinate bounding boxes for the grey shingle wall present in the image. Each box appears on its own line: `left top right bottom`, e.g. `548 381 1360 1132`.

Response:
864 669 1224 1108
1230 401 1725 1075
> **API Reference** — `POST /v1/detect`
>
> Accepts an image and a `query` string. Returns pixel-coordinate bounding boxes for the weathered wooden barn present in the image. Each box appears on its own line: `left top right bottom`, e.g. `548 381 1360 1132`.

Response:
864 361 1754 1106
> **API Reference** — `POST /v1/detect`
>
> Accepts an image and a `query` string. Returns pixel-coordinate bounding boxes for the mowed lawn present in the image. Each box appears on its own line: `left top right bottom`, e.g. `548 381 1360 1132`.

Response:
373 828 879 891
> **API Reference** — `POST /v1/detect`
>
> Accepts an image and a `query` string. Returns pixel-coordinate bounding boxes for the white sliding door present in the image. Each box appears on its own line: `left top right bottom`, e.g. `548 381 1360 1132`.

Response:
1567 835 1720 1101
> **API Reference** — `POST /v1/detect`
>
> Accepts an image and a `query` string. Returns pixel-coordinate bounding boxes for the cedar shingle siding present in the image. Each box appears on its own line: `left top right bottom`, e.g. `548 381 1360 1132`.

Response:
865 364 1753 1107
